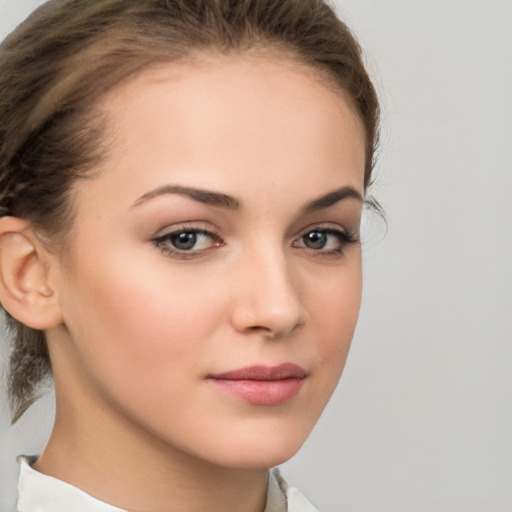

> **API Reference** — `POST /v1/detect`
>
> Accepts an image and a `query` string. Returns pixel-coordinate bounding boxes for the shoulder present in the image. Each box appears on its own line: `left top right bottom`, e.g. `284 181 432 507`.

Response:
17 455 125 512
271 468 321 512
286 487 320 512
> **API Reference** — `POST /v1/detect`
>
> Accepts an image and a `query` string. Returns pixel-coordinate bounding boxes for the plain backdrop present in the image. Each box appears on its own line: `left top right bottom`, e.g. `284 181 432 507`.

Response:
1 1 511 511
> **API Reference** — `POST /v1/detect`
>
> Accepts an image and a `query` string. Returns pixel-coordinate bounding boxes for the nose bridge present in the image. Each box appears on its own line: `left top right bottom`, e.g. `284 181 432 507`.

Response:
230 238 308 337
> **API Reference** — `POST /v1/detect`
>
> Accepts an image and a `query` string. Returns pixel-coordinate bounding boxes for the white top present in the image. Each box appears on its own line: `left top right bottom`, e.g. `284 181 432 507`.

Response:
17 456 319 512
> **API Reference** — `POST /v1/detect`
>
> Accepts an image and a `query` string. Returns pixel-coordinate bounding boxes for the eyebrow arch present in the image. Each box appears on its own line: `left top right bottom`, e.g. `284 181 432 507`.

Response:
301 186 363 214
131 185 240 210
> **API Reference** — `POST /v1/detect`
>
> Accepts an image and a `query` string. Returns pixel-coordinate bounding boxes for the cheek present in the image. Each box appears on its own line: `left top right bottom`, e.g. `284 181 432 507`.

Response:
58 249 225 392
306 258 362 380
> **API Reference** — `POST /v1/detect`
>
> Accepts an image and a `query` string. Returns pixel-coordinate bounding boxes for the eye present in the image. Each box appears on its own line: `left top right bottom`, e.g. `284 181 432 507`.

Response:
169 231 204 251
294 227 358 256
302 230 331 250
151 228 223 258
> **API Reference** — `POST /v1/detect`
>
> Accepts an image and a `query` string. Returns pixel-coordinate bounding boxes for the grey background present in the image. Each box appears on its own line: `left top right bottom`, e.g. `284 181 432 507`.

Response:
1 1 511 511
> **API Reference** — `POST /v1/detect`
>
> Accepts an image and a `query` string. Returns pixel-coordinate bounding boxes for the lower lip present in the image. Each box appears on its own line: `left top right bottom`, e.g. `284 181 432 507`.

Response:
208 378 304 406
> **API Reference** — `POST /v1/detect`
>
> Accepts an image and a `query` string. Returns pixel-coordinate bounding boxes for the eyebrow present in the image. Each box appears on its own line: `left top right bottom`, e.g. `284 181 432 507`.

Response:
131 184 362 212
131 185 240 210
301 186 363 214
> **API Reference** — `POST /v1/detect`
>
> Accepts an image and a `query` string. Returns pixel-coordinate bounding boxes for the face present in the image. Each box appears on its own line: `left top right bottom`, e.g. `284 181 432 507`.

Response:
49 55 366 469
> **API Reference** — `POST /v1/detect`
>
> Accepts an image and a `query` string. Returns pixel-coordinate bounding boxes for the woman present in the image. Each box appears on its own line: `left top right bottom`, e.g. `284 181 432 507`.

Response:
0 1 380 511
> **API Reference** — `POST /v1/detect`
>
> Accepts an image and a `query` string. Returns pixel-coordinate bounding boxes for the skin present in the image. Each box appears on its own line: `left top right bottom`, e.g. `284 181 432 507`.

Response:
27 55 366 512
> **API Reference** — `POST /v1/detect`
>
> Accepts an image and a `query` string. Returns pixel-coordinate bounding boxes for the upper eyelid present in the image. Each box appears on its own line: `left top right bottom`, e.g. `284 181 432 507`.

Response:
154 228 219 239
152 221 220 237
293 222 350 238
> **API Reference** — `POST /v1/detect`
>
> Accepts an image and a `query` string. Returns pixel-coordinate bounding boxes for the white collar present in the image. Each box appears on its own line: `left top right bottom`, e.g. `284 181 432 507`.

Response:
17 456 318 512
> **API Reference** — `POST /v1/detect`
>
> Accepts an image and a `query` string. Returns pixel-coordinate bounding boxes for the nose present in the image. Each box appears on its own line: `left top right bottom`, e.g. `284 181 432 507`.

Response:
230 246 308 339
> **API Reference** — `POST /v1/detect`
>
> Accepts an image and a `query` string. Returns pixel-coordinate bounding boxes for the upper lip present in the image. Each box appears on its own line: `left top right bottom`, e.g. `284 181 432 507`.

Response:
208 363 307 381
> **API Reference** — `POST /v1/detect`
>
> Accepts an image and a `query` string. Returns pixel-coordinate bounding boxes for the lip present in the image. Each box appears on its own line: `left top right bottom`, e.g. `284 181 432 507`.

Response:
207 363 307 406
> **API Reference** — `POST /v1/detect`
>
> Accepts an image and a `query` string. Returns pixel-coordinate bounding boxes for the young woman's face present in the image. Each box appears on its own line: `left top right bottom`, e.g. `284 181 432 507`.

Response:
50 55 366 469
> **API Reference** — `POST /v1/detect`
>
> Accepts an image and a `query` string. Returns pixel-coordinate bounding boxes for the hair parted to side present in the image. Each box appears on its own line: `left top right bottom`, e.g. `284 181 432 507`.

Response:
0 0 380 423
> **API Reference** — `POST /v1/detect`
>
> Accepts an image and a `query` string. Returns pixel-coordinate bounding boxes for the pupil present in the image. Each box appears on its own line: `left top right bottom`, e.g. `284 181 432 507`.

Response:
171 232 197 250
305 231 327 249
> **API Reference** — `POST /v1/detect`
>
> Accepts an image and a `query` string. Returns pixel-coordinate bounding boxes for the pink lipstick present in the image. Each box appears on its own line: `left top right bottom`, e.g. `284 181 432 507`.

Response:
208 363 306 406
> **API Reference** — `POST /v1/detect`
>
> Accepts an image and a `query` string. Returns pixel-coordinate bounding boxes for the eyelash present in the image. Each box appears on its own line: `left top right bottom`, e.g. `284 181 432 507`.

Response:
151 225 359 260
293 227 359 258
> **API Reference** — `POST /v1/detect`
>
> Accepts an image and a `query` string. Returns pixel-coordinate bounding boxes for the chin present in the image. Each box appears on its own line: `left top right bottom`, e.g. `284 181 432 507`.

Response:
231 449 301 470
211 445 303 470
193 420 314 470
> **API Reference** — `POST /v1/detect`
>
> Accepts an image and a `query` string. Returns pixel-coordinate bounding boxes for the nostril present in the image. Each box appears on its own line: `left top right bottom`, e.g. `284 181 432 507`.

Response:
238 315 306 339
248 324 282 338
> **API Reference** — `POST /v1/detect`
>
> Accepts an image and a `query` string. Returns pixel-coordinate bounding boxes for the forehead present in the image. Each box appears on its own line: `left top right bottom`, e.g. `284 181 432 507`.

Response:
86 55 365 207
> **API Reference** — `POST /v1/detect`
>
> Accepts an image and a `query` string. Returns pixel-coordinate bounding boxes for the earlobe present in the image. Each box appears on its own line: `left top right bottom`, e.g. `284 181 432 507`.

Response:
0 216 63 330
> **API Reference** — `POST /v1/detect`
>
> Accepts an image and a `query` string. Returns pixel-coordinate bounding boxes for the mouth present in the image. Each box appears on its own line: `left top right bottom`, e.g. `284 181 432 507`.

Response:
207 363 307 406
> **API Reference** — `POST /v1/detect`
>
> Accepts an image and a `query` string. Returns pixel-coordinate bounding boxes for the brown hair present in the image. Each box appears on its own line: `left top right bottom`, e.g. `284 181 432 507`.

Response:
0 0 380 422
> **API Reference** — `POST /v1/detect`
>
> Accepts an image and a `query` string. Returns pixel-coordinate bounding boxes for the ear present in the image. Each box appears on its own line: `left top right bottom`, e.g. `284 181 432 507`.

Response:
0 216 63 330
